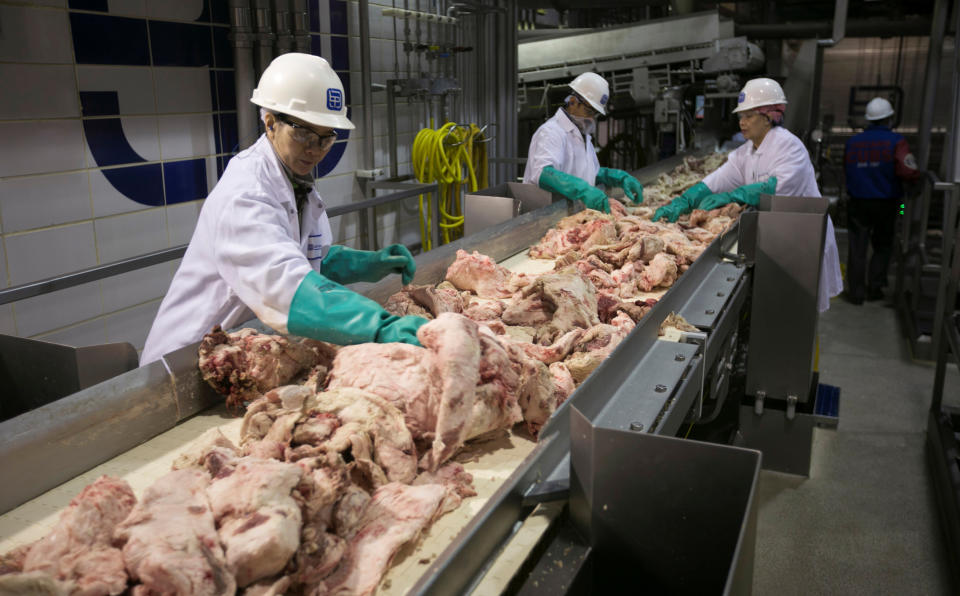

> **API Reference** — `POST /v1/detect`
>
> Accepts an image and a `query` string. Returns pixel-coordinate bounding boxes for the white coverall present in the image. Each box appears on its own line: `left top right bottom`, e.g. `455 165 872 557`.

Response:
522 108 600 187
703 125 844 312
140 134 332 364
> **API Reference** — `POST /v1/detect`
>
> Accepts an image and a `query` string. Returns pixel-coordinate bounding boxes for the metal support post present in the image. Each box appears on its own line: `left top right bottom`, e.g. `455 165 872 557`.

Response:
917 0 949 171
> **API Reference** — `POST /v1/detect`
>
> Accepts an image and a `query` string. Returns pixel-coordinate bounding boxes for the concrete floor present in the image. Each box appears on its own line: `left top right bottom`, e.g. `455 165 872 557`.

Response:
752 290 960 594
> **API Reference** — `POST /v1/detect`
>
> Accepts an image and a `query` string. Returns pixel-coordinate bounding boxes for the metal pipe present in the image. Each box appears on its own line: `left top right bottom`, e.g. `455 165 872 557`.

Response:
359 0 375 179
252 0 275 77
290 0 310 53
816 0 848 47
735 18 932 39
918 0 949 171
229 0 258 149
273 0 293 55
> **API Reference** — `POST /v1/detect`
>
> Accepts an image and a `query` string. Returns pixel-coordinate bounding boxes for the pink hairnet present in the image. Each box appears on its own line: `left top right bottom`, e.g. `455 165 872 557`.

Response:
756 103 786 124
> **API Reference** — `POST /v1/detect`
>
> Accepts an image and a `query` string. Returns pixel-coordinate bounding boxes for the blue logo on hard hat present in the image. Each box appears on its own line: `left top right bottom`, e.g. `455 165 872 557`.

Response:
738 92 745 104
327 89 343 111
600 94 608 106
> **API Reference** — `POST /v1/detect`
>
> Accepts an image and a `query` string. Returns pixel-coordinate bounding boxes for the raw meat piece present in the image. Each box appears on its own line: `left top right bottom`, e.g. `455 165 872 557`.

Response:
528 218 617 259
18 476 135 596
416 313 482 471
171 428 239 472
383 285 464 319
292 530 345 588
564 315 635 383
501 292 553 327
0 571 65 595
326 343 437 440
461 296 506 323
659 312 699 335
413 462 477 515
514 328 583 364
512 273 599 344
115 469 235 596
549 362 576 406
312 483 448 596
243 576 292 596
597 292 657 324
304 388 418 485
444 249 514 298
0 543 31 575
384 291 432 318
206 458 304 587
331 485 371 538
637 253 679 292
198 327 324 409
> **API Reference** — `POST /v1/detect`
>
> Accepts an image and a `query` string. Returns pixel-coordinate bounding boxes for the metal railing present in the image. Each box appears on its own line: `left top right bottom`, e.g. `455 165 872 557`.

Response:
0 182 439 306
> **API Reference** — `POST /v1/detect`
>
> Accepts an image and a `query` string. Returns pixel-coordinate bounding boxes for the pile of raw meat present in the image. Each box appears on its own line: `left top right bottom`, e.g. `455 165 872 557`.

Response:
0 157 740 596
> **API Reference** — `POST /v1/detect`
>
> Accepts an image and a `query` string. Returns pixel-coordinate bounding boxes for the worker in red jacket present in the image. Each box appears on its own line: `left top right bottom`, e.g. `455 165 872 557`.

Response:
843 97 921 304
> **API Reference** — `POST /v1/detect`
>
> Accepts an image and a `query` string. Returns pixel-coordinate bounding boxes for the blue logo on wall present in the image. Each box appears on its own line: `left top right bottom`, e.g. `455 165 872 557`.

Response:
327 89 343 111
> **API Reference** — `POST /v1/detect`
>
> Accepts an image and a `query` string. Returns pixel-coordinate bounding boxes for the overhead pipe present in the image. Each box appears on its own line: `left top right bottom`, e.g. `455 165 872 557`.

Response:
735 18 932 39
917 0 950 172
229 0 258 149
252 0 275 77
291 0 310 53
274 0 294 55
816 0 848 47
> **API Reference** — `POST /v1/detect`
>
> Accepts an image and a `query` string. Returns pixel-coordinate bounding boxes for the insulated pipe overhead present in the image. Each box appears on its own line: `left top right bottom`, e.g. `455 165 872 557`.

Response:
274 0 294 55
291 0 310 53
917 0 950 172
359 0 376 191
229 0 258 149
253 0 275 77
817 0 848 47
735 18 932 39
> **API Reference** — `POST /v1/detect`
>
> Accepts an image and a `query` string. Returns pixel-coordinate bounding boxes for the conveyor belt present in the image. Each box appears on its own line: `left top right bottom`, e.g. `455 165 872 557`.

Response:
0 152 740 595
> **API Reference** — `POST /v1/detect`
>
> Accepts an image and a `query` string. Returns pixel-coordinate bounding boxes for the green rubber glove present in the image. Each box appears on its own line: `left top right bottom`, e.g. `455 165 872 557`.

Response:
595 167 644 204
652 181 713 223
288 271 427 346
698 177 778 211
538 166 610 213
321 244 416 285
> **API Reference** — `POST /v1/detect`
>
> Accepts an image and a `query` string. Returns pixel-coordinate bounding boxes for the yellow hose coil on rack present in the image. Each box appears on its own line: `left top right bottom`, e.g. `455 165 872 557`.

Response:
412 122 489 251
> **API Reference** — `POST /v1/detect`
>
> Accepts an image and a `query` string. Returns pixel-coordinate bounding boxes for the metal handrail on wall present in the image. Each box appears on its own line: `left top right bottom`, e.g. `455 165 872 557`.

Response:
0 182 440 306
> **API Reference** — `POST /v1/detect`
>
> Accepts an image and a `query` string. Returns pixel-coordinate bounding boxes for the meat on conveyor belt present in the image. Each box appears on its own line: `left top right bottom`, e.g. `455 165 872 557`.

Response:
0 153 737 596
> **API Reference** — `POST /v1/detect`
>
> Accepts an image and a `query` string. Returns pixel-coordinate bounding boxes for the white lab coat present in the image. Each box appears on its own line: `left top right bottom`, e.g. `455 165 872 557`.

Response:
522 108 600 187
703 126 843 312
140 134 332 364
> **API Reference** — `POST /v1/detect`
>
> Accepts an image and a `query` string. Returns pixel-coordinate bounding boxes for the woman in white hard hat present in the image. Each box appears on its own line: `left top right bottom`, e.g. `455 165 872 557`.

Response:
141 53 427 364
654 77 843 312
522 72 645 213
842 97 921 304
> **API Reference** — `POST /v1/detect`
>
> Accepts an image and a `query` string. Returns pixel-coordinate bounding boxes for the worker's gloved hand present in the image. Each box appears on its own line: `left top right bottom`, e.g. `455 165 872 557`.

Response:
651 181 713 223
537 166 610 213
321 244 416 285
595 167 644 204
698 177 778 212
288 271 428 346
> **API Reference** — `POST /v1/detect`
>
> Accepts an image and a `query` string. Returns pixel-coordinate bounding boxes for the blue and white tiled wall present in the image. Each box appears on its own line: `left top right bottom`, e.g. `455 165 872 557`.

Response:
0 0 436 351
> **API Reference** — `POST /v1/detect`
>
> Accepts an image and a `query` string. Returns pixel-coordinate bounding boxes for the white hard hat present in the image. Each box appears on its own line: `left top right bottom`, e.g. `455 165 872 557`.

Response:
865 97 894 121
251 53 355 130
569 72 610 116
732 77 788 113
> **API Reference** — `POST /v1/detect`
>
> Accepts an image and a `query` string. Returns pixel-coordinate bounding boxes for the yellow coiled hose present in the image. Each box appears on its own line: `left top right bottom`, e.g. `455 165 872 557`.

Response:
413 123 489 250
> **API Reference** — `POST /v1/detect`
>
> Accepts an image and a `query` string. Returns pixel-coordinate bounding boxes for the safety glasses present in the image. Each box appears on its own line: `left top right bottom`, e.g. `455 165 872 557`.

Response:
277 114 338 151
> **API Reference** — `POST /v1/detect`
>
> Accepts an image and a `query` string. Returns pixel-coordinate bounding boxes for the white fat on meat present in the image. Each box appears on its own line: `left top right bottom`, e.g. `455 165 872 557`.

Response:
637 253 679 293
8 476 136 596
326 343 439 441
416 313 482 471
564 313 636 383
311 483 448 596
444 249 515 298
115 469 235 596
206 458 303 588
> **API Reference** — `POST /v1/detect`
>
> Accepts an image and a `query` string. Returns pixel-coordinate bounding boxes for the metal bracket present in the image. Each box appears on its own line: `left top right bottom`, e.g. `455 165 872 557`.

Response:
786 395 798 420
754 390 766 416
